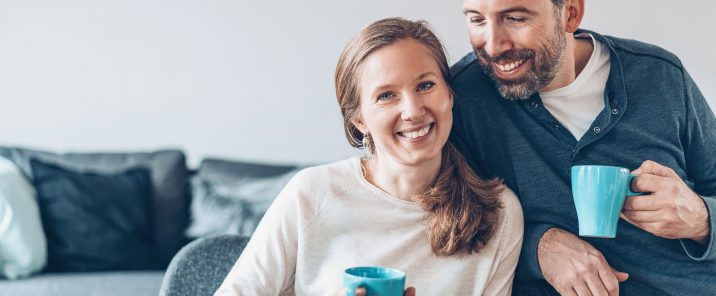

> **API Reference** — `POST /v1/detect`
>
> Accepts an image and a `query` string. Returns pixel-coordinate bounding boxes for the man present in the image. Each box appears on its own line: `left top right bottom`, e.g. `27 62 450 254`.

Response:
450 0 716 295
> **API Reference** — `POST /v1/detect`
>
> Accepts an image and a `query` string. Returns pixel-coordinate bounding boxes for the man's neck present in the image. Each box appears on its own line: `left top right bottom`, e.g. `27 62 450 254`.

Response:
541 34 594 93
573 37 594 78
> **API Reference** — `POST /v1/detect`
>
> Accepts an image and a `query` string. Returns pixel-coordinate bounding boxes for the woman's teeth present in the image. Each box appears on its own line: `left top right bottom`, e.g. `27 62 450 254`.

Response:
400 124 431 139
496 59 525 72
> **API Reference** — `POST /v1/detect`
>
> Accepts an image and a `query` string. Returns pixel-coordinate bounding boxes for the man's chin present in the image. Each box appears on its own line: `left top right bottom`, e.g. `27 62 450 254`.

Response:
484 73 534 100
476 58 539 100
495 81 536 100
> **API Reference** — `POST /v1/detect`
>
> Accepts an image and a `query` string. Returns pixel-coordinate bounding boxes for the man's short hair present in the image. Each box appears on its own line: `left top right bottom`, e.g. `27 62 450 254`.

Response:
550 0 565 14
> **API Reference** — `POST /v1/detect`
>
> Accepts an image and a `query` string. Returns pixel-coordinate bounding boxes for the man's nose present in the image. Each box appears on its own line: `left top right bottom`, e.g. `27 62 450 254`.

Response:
483 23 512 59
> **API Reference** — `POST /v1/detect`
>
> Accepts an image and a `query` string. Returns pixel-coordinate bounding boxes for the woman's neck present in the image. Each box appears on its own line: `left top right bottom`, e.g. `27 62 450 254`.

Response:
362 153 442 202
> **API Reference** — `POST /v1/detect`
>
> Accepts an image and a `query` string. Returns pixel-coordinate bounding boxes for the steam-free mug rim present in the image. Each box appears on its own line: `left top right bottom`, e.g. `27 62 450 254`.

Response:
344 266 406 296
571 165 641 196
344 266 406 280
571 165 630 172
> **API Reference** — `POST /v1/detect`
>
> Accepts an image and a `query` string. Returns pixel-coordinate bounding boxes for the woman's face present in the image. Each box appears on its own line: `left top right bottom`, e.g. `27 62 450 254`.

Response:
353 38 452 166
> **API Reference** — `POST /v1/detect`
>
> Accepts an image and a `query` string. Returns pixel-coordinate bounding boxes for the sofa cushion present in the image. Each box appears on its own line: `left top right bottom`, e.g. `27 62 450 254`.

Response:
186 158 301 238
0 271 164 296
31 159 156 271
0 147 190 267
0 156 47 279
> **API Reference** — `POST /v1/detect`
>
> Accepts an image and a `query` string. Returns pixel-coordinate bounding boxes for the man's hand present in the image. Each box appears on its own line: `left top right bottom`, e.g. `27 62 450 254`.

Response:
538 228 629 296
622 160 710 245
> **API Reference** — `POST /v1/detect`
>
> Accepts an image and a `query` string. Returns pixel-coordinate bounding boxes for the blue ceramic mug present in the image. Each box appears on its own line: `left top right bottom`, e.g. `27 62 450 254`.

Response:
344 266 405 296
571 165 644 238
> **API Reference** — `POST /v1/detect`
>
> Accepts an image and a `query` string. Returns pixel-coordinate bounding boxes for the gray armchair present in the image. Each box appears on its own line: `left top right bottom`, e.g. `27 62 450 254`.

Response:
159 235 249 296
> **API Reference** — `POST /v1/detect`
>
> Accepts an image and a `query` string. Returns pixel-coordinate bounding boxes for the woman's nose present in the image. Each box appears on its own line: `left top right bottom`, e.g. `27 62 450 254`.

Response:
401 96 426 121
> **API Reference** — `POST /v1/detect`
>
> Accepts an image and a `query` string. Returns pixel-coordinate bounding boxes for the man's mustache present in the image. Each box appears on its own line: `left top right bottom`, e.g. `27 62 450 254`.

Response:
476 48 535 64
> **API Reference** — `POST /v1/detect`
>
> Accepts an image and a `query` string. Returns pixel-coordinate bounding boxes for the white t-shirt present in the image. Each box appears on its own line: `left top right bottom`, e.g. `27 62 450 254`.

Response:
540 33 611 141
214 157 524 296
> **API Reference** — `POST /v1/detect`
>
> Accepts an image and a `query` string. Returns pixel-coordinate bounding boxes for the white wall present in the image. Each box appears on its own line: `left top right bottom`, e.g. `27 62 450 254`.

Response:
1 1 714 166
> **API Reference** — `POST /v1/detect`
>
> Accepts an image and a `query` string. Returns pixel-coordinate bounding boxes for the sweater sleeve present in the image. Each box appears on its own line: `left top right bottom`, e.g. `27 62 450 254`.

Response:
514 223 554 280
679 68 716 261
680 196 716 260
214 173 304 296
483 189 525 295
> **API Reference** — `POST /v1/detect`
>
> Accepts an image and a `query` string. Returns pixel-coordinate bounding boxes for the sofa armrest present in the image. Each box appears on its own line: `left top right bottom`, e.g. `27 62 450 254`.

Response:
159 234 249 296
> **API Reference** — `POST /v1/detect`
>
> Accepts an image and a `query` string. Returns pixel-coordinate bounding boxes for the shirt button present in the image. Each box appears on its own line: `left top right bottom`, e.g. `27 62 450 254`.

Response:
594 126 601 133
612 108 619 115
532 102 539 108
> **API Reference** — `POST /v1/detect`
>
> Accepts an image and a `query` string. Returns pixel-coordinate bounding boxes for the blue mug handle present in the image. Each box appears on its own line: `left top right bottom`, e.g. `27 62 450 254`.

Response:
627 174 645 196
345 280 365 296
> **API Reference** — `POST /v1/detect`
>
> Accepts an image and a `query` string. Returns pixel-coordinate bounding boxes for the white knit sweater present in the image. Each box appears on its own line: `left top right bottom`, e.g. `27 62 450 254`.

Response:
215 157 523 296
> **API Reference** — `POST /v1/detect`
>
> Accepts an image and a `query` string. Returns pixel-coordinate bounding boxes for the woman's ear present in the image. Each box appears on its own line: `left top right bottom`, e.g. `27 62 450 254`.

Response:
351 117 367 134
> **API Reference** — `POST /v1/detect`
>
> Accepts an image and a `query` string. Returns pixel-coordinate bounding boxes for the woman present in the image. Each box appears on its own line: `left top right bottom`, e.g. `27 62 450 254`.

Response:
215 17 523 295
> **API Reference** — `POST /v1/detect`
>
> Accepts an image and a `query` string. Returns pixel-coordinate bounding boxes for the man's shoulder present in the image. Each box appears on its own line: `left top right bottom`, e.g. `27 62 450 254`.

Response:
597 32 684 70
450 52 496 94
450 52 479 80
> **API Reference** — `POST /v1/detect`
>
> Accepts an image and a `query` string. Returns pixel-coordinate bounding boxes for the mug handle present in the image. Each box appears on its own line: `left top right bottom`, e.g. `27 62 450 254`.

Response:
345 280 365 296
627 174 645 196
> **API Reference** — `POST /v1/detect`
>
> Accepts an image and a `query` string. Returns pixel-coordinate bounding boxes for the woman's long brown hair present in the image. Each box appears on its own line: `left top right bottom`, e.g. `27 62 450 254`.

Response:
334 17 504 256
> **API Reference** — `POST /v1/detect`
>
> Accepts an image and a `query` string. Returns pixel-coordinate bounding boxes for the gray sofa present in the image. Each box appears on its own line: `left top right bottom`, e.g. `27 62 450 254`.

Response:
160 234 249 296
0 147 297 296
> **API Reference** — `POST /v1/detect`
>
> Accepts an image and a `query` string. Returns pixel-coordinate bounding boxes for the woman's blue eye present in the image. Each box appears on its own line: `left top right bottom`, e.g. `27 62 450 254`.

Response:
417 81 435 92
377 92 394 101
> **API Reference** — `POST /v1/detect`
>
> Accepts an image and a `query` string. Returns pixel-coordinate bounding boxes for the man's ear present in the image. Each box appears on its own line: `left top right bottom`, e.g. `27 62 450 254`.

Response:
563 0 585 33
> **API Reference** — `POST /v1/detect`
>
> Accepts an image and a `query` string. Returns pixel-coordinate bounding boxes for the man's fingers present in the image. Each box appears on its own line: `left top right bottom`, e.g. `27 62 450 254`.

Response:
623 195 661 211
622 209 661 222
573 282 594 296
404 287 416 296
620 212 665 233
630 174 666 195
613 269 630 282
596 262 620 296
620 211 644 230
633 160 679 178
355 287 366 296
585 272 609 296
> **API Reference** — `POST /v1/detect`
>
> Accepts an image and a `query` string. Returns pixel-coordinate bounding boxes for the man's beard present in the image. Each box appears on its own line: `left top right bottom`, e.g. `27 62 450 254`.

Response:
475 25 566 100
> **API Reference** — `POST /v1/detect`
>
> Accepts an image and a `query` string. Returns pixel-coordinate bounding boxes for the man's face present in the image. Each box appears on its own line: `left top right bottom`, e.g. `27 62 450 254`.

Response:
463 0 566 100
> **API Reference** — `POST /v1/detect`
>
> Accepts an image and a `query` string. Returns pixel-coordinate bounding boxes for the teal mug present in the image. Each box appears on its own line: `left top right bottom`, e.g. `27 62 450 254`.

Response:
344 266 405 296
571 165 644 238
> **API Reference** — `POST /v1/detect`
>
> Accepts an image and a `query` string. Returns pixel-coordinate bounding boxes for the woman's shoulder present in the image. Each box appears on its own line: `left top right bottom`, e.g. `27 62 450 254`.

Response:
272 158 363 225
498 187 521 211
291 157 358 183
282 157 361 196
496 186 524 234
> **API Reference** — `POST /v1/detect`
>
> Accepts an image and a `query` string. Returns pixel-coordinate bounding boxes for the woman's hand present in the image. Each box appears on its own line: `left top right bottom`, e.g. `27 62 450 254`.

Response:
340 286 416 296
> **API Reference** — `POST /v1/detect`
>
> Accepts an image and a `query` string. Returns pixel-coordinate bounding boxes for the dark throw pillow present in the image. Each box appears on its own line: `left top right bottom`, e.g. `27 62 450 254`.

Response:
30 159 156 272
